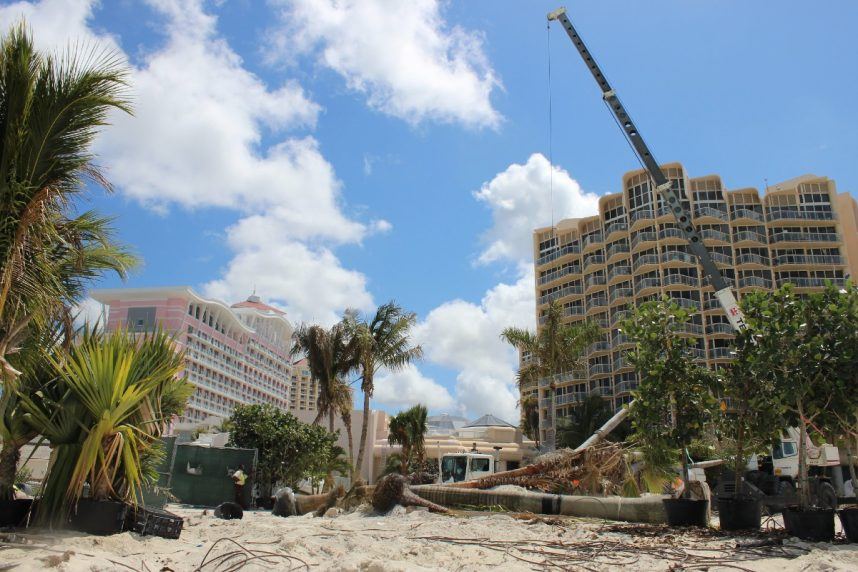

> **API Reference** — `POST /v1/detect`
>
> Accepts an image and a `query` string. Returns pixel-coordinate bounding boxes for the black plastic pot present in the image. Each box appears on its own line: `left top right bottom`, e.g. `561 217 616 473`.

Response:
69 499 128 535
838 507 858 543
663 498 709 527
782 506 834 542
717 497 762 531
0 499 32 527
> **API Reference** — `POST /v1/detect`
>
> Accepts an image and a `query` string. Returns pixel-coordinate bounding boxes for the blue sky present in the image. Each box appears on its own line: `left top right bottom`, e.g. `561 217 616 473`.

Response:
2 0 856 422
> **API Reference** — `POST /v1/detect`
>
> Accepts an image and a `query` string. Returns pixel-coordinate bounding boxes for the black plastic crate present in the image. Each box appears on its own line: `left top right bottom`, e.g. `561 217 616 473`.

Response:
126 506 183 539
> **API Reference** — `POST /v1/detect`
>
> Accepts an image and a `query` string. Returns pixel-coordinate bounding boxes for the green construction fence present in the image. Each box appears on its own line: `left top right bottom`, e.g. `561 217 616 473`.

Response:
169 443 258 507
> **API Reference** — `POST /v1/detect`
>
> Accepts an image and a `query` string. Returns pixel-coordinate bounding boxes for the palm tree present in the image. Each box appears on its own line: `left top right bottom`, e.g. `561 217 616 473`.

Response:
555 391 613 449
291 322 357 472
0 214 135 501
345 302 422 480
501 300 600 449
0 24 131 380
520 394 540 448
387 404 428 475
19 328 190 521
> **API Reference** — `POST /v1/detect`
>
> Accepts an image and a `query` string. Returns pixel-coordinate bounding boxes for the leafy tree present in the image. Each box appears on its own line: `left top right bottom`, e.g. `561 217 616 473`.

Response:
556 391 613 450
344 302 422 482
715 325 784 497
622 299 716 494
226 403 342 496
387 404 428 475
740 283 858 508
501 300 600 448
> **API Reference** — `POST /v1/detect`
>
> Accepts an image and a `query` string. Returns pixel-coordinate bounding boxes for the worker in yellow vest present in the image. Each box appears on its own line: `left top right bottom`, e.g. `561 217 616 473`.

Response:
231 465 248 508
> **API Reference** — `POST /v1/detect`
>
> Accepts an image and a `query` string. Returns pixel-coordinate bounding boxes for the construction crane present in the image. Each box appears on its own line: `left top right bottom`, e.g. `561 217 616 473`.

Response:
546 6 747 333
545 6 746 451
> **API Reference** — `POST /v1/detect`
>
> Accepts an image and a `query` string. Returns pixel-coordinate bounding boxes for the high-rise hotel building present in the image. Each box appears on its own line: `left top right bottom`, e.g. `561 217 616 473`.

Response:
531 164 858 446
92 287 294 423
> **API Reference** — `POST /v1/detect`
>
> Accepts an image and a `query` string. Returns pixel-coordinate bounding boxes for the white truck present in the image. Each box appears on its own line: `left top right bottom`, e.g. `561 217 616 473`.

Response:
712 428 842 509
438 452 496 484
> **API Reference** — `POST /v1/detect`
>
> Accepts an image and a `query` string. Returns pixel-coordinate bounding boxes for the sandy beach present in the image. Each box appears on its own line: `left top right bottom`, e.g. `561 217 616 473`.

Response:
2 504 858 571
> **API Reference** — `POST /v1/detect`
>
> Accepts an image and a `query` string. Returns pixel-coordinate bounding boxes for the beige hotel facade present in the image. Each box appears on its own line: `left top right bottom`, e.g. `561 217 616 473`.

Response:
530 163 858 446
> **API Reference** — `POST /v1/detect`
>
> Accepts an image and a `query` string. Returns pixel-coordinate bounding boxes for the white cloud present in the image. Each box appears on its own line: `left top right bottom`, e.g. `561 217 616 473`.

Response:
2 0 379 322
269 0 502 129
374 365 455 411
475 153 600 265
413 263 536 423
409 155 598 423
203 240 373 327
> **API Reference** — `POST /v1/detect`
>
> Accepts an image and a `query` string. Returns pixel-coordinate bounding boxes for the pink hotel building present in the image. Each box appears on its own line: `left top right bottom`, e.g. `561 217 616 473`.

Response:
91 286 294 423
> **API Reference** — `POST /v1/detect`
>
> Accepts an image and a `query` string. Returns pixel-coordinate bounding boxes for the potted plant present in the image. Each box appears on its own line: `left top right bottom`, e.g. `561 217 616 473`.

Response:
20 329 190 533
623 299 715 527
714 327 784 531
739 284 850 541
817 283 858 542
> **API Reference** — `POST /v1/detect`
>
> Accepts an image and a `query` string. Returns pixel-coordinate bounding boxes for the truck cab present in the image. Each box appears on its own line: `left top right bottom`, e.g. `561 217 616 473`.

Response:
439 452 495 484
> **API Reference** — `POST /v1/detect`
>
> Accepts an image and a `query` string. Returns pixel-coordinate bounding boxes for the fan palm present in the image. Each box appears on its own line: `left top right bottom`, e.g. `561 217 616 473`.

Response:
0 23 131 380
344 302 422 480
501 300 600 449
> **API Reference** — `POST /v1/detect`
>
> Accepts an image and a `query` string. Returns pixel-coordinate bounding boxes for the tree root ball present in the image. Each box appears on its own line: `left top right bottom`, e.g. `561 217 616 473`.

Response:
371 474 448 514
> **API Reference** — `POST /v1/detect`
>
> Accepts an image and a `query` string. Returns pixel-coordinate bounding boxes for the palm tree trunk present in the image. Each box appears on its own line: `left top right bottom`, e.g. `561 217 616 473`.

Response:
342 412 355 480
355 389 371 479
329 411 335 433
312 409 325 425
0 441 21 501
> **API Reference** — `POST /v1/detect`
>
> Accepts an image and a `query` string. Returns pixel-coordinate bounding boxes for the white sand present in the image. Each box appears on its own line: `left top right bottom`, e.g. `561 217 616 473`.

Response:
2 504 858 571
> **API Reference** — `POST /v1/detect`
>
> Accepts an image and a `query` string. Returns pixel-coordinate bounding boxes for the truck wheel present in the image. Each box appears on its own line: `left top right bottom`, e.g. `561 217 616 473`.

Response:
817 482 837 510
777 480 795 496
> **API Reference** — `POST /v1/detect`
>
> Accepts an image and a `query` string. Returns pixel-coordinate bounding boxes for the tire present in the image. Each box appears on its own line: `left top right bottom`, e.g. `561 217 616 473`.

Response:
816 481 838 510
777 480 795 496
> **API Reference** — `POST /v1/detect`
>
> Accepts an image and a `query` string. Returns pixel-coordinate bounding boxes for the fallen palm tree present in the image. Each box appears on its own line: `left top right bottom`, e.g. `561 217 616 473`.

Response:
441 442 634 496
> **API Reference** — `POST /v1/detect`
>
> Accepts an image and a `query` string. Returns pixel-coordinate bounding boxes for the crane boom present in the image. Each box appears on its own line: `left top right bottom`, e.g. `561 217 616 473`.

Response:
547 7 746 331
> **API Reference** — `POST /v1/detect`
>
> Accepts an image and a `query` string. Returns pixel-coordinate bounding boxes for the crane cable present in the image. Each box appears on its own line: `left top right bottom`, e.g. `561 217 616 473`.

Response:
547 20 555 232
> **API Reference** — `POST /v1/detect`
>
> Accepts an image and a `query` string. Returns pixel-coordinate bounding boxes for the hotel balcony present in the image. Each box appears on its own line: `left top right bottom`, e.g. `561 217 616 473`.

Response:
766 209 835 223
737 276 772 290
607 265 632 284
606 242 631 262
693 206 730 223
538 284 583 305
630 209 656 229
631 231 658 252
776 277 846 289
773 255 845 267
770 232 840 245
583 254 606 273
604 221 629 240
632 253 660 273
730 208 765 223
615 380 639 394
538 265 580 285
634 277 661 295
732 230 767 246
537 243 580 266
609 287 634 304
589 363 612 378
705 323 735 336
709 347 734 360
735 253 769 267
